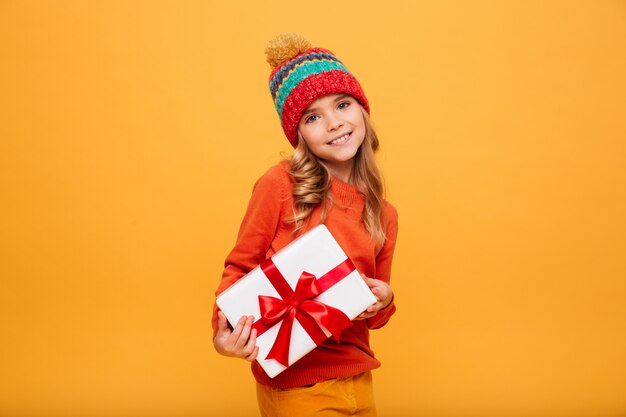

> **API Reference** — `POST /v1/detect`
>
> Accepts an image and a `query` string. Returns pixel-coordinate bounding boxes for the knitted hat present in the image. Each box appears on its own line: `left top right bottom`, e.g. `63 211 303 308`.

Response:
265 33 370 147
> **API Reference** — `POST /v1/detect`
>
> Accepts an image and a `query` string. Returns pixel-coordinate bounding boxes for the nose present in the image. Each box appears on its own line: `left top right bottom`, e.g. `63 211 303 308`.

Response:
326 113 343 131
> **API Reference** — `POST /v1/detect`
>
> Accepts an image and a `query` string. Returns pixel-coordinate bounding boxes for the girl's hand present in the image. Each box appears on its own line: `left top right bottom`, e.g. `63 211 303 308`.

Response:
355 274 393 320
213 310 259 362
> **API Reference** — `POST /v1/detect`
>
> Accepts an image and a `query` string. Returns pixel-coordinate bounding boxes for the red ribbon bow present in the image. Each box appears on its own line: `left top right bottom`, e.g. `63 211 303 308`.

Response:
252 258 355 367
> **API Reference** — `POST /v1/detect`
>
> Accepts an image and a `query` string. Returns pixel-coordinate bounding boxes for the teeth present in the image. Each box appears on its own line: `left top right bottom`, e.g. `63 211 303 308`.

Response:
329 133 350 145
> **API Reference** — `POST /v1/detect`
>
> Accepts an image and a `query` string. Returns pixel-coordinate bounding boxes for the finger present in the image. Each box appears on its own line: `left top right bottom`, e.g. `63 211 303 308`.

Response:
246 345 260 362
228 315 248 344
242 328 257 357
356 310 375 319
217 311 231 333
249 327 257 346
361 276 378 289
367 301 383 312
233 315 254 351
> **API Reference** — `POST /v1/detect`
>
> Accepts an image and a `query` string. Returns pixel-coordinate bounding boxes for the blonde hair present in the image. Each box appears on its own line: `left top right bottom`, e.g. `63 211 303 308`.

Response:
287 107 387 245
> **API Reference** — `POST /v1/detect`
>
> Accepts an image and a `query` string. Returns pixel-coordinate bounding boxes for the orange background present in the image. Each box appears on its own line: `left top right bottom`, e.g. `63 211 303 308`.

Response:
1 1 625 416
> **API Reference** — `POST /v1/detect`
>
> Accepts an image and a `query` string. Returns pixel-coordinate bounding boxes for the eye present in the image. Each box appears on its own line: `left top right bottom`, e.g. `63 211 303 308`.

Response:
305 114 319 123
337 101 350 110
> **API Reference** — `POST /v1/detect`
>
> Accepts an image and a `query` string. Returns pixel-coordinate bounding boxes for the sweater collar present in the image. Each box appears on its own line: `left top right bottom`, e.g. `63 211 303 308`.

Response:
330 175 364 205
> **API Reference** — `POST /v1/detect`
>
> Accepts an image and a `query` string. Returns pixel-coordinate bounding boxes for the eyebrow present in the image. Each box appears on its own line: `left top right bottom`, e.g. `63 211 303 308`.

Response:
302 94 351 117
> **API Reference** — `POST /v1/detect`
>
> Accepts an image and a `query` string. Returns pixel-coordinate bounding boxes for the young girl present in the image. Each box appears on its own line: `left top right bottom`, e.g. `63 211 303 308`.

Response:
212 33 398 417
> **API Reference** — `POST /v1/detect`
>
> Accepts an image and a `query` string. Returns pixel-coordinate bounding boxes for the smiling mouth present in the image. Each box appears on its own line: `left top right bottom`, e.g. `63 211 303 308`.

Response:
327 132 351 145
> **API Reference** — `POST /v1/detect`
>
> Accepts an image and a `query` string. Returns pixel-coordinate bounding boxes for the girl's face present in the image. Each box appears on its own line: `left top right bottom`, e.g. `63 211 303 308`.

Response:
297 93 365 176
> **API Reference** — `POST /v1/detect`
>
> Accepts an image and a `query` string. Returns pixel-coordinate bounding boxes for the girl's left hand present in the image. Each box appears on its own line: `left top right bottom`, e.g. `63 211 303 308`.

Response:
355 274 393 320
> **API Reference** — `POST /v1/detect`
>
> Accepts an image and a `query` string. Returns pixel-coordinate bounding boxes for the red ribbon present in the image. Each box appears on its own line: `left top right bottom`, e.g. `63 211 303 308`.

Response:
252 258 355 367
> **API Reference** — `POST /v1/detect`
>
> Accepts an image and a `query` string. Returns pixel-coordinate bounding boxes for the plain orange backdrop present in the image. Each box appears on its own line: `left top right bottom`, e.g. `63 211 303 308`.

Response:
1 1 625 416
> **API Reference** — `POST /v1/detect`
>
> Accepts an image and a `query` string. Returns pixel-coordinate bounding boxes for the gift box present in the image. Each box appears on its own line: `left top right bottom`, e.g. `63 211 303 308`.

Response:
216 224 377 378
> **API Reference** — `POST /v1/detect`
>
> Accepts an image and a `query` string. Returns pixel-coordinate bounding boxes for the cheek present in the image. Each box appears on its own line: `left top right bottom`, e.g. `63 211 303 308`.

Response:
299 125 322 144
353 112 366 128
296 125 308 141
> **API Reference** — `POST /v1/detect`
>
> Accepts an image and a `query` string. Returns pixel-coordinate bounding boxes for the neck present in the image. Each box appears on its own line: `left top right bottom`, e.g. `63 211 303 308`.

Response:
325 160 354 184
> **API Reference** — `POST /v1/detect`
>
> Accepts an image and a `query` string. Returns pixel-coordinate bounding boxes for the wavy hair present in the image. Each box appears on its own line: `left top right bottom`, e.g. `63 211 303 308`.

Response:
287 107 387 245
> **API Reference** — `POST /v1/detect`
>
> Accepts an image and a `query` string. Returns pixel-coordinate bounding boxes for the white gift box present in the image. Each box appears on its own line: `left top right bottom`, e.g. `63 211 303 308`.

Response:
216 224 377 378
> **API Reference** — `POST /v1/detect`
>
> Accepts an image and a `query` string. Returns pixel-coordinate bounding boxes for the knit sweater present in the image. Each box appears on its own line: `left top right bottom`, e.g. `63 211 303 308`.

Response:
212 161 398 389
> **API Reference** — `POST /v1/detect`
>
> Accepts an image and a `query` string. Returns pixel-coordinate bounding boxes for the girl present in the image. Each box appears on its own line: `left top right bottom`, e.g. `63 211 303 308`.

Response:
212 33 398 417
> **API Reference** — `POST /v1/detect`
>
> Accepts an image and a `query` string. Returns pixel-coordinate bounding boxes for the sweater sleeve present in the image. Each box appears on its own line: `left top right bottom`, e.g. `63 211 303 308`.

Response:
211 164 287 338
366 203 399 329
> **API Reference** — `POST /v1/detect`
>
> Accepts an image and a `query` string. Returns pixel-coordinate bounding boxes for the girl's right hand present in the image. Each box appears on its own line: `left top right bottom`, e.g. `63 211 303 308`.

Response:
213 311 259 362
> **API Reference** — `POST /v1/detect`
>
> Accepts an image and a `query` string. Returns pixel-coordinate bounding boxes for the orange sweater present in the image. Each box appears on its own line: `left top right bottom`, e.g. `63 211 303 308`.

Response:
212 161 398 389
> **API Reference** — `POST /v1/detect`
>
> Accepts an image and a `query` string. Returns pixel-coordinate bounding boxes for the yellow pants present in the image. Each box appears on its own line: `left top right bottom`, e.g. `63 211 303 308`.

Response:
256 371 377 417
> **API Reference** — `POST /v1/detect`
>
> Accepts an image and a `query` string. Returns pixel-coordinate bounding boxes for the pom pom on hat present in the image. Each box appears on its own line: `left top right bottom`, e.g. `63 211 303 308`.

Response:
265 33 312 69
265 33 370 147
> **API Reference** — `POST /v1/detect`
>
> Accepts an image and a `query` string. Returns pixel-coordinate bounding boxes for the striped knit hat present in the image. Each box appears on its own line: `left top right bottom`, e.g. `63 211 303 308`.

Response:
265 33 370 147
